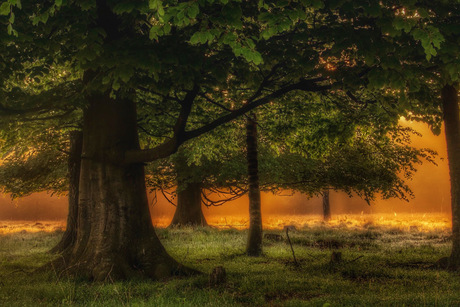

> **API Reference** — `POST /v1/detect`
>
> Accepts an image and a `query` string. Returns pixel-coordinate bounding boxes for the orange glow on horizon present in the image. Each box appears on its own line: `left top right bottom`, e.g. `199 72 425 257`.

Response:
152 213 451 232
0 121 452 230
0 213 450 235
0 220 65 234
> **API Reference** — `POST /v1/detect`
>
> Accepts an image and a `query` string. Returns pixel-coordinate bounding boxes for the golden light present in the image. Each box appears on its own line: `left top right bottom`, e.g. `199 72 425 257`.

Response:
0 220 65 234
0 119 451 235
150 212 450 232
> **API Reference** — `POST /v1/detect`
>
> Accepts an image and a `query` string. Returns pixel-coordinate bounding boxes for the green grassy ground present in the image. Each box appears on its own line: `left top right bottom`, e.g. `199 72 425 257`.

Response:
0 225 459 306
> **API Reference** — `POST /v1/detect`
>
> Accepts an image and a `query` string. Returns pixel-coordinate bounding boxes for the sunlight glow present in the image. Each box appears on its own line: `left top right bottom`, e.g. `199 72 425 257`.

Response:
0 220 65 234
0 213 450 235
152 213 451 232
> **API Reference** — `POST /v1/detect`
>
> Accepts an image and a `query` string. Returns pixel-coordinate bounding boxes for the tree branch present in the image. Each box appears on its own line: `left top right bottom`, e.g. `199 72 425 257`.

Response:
125 78 332 164
124 85 199 163
184 78 332 141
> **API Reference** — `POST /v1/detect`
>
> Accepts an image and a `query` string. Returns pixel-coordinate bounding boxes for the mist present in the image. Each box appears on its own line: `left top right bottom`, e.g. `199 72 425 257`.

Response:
0 121 451 221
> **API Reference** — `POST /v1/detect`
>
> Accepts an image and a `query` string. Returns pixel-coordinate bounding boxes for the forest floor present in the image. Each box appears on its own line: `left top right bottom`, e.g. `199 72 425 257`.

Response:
0 220 459 306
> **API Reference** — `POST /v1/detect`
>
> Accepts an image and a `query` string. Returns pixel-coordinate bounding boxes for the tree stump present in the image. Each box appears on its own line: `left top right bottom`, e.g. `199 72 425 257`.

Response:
209 266 226 286
330 251 342 264
434 257 450 269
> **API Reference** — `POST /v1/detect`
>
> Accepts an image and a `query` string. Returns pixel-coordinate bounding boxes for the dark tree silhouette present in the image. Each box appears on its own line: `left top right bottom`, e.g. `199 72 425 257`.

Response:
246 114 262 256
441 84 460 270
322 190 331 221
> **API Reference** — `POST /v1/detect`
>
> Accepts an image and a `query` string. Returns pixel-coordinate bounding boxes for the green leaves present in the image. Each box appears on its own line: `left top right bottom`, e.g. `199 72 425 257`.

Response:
445 61 460 82
6 23 12 35
390 6 445 61
32 12 49 25
116 65 134 83
149 25 162 40
149 0 165 16
1 1 19 36
392 16 416 33
189 30 217 44
188 3 199 19
0 2 10 15
411 26 445 61
232 45 263 65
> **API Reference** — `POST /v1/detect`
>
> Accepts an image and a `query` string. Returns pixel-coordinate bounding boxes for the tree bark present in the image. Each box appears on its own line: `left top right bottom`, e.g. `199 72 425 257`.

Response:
49 93 196 280
170 181 207 227
441 84 460 271
50 131 83 253
169 150 207 227
322 190 331 221
246 114 263 256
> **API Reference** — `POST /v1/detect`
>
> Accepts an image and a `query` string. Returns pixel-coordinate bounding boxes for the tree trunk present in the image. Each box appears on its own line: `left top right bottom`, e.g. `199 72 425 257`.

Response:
441 84 460 271
49 93 196 280
50 131 83 253
322 190 331 221
246 114 263 256
170 181 207 227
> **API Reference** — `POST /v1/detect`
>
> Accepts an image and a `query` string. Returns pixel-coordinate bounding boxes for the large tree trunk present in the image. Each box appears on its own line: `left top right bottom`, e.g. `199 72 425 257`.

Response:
322 190 331 221
441 84 460 271
246 114 263 256
170 181 207 227
169 150 207 227
50 131 83 254
50 93 195 280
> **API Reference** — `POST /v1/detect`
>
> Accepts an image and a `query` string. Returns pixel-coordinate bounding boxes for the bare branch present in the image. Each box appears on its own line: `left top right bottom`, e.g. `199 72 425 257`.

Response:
160 188 176 207
201 187 247 207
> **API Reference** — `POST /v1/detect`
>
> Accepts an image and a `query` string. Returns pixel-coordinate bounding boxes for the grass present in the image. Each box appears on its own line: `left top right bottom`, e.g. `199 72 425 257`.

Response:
0 224 459 306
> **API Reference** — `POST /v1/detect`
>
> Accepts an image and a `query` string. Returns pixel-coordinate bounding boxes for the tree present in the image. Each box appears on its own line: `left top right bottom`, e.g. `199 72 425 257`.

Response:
169 149 207 227
1 0 453 280
363 1 460 270
0 132 69 198
441 85 460 270
246 113 262 256
322 190 331 221
427 3 460 270
145 123 246 227
170 180 206 227
0 1 276 279
0 124 82 253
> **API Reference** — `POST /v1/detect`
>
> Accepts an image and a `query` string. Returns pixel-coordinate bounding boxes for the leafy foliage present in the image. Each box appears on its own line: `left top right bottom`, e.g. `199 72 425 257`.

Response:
0 0 457 208
0 129 70 198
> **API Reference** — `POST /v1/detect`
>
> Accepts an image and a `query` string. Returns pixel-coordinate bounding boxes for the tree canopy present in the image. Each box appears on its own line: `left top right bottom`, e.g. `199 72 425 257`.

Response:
1 0 459 278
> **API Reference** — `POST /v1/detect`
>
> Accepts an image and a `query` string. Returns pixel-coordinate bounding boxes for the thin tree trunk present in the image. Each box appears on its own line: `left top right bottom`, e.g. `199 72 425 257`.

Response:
170 181 207 227
246 114 262 256
47 93 196 280
322 190 331 221
50 131 83 254
441 84 460 271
